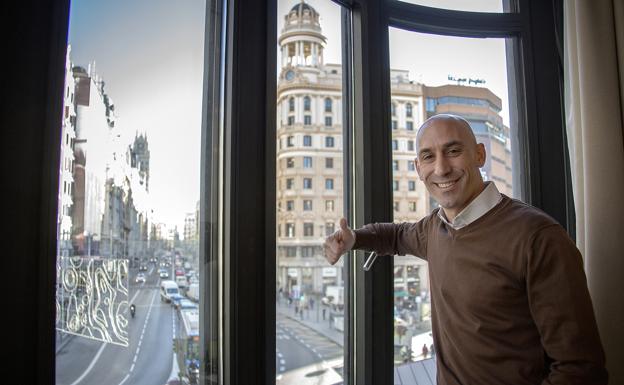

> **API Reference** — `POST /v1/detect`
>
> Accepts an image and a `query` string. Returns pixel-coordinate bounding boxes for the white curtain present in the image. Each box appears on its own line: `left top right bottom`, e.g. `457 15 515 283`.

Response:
564 0 624 382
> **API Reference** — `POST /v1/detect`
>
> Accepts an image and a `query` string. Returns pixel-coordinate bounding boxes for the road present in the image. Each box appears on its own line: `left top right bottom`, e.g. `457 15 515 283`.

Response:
56 265 175 385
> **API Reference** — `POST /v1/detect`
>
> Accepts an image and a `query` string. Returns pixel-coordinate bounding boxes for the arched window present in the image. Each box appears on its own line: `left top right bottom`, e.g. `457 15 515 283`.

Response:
405 102 412 117
304 96 311 111
325 97 332 112
288 97 294 112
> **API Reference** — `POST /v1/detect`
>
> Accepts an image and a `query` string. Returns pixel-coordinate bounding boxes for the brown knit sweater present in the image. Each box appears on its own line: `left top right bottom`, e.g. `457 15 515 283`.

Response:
354 195 607 385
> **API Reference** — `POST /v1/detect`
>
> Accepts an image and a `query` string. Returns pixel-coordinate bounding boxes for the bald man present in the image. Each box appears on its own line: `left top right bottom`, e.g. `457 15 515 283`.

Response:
324 114 607 384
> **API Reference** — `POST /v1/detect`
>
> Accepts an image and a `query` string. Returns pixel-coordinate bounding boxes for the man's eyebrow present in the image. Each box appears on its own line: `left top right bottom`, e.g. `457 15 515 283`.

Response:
442 140 463 149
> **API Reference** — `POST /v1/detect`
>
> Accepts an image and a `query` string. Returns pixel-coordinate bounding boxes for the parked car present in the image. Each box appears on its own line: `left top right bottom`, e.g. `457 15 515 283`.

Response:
135 272 146 284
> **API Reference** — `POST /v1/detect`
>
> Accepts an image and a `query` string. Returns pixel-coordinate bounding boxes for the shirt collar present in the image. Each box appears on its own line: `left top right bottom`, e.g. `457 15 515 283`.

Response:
437 181 502 230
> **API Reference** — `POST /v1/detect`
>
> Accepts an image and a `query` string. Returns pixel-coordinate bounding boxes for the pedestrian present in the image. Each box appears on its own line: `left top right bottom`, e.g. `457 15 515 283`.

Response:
422 343 429 359
322 307 326 320
322 114 607 384
429 343 435 356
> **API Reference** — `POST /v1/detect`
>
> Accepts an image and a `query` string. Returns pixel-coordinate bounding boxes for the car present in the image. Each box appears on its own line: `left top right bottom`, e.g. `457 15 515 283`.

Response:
139 264 147 272
170 293 184 308
159 270 169 279
178 298 198 311
135 273 146 284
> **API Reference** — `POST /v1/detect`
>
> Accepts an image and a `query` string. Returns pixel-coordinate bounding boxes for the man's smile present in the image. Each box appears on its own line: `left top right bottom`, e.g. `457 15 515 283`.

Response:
433 177 460 190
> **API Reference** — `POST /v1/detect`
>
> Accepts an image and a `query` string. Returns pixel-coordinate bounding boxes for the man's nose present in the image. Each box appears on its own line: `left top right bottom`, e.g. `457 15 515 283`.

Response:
433 156 451 176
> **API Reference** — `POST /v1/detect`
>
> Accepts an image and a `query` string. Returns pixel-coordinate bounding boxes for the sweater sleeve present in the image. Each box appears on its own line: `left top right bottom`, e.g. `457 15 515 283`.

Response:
526 225 608 385
352 216 429 260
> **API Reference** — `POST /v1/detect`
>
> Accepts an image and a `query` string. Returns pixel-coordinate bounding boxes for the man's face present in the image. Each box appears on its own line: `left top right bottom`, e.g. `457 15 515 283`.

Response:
415 118 486 220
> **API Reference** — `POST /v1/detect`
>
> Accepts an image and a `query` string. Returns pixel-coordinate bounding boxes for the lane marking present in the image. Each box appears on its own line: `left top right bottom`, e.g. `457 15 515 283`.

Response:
117 374 130 385
69 342 106 385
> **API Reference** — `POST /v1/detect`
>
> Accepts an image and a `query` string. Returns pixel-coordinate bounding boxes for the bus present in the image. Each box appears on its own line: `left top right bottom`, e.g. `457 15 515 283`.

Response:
176 308 200 384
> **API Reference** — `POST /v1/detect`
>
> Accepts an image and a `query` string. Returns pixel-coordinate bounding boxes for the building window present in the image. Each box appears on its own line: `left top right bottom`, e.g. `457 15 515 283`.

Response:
303 199 313 211
408 180 416 191
303 178 312 189
406 102 413 117
325 116 332 127
325 178 334 190
303 156 312 168
287 136 294 147
287 116 294 126
391 103 396 116
302 246 314 258
303 135 312 147
286 200 294 211
325 136 335 147
325 97 332 112
325 200 334 211
408 140 414 151
304 96 311 111
393 201 399 211
393 160 399 171
286 178 294 189
408 160 415 171
393 180 399 191
304 115 312 125
392 140 398 151
409 201 417 212
406 121 414 131
325 157 334 168
286 157 294 168
289 97 295 112
286 247 297 257
286 223 295 238
303 222 314 236
392 120 397 130
325 222 335 236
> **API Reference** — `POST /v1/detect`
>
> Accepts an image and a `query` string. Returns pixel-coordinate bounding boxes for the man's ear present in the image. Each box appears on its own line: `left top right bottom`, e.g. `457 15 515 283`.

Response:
476 143 486 167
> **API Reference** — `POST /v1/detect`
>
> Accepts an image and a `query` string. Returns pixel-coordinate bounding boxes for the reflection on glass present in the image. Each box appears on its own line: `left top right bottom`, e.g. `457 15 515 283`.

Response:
396 0 507 13
389 28 516 378
276 1 345 383
54 1 205 384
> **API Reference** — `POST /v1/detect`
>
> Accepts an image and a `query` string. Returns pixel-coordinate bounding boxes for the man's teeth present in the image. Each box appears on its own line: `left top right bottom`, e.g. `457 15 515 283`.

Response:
437 181 456 188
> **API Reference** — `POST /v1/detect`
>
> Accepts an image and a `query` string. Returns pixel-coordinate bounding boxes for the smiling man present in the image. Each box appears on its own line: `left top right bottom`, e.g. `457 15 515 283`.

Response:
323 114 607 384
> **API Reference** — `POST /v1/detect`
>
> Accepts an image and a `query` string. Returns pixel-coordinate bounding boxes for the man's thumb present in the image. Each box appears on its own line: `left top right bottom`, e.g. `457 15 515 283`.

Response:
339 218 349 232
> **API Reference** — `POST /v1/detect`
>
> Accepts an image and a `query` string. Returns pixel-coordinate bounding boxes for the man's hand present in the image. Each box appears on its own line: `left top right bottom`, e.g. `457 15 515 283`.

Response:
323 218 355 265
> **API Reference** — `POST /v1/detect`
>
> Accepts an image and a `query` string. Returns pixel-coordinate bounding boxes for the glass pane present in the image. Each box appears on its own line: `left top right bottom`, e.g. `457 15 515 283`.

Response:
276 1 346 383
396 0 510 13
389 28 518 380
55 1 207 384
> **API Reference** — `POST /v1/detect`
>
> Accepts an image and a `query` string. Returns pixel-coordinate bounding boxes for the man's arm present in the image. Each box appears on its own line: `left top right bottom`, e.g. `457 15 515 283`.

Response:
527 225 608 384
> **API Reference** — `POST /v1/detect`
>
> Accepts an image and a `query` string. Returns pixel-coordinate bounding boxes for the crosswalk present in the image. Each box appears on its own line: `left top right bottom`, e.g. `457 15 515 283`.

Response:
277 317 342 361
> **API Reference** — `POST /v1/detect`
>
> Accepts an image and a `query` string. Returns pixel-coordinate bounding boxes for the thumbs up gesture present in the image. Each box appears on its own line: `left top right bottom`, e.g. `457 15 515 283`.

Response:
323 218 356 265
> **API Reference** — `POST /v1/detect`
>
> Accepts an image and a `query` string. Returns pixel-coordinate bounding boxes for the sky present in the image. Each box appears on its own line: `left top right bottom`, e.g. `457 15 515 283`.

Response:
68 0 509 232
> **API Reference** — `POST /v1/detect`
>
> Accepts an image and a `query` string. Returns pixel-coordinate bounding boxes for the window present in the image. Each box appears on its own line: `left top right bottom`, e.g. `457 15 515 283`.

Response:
289 97 294 112
392 139 398 151
301 246 314 258
325 200 334 212
407 140 414 151
325 157 334 168
303 199 313 211
287 116 294 126
393 160 399 171
286 223 295 238
393 201 399 211
406 102 413 117
304 95 311 111
286 178 294 189
391 102 396 116
408 180 416 191
325 136 335 147
303 135 312 147
406 121 413 131
325 178 334 190
303 156 312 168
325 222 335 236
303 178 312 189
287 135 294 147
409 201 417 212
286 247 297 257
304 115 312 125
408 160 416 171
286 200 294 211
303 222 314 236
393 180 399 191
392 120 397 130
325 97 332 112
325 116 332 127
286 157 294 168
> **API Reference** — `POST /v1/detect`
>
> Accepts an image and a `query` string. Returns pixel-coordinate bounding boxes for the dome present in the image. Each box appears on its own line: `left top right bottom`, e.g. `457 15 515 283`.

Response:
290 1 318 18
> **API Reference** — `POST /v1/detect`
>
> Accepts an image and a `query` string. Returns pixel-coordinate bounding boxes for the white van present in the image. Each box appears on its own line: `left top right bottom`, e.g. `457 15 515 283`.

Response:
160 280 179 302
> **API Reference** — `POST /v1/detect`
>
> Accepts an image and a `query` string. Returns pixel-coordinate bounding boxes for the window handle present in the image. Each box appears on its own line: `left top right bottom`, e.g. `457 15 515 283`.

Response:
363 251 377 271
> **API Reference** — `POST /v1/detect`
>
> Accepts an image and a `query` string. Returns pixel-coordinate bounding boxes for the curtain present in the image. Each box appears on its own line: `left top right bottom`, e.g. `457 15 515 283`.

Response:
564 0 624 382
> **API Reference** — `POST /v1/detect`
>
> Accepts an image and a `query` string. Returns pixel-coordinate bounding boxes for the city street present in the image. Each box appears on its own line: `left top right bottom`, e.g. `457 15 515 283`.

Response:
56 266 175 385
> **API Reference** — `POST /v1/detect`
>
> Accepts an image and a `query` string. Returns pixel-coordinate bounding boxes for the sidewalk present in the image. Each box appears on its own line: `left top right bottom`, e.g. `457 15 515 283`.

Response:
276 300 344 347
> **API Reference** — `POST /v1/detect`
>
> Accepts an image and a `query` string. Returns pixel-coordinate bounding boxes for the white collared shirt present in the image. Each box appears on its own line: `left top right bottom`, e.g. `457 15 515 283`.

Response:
437 181 502 230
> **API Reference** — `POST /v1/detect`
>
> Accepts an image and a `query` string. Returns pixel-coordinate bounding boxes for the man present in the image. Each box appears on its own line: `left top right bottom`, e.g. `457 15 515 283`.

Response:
324 114 607 384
